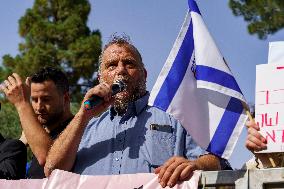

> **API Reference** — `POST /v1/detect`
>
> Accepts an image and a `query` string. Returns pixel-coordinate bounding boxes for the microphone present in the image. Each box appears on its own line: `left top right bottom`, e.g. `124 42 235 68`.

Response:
83 80 125 110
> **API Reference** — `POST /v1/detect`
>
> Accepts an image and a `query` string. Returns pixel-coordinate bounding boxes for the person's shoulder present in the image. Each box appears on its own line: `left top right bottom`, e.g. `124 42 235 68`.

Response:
0 138 26 151
0 138 27 161
88 110 110 124
83 110 111 134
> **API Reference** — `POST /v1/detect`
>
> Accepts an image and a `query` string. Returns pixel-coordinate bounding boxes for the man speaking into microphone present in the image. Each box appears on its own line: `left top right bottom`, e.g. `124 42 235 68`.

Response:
45 34 224 188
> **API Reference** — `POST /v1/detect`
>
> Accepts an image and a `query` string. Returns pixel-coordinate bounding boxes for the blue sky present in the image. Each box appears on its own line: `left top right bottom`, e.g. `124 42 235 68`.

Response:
1 0 284 169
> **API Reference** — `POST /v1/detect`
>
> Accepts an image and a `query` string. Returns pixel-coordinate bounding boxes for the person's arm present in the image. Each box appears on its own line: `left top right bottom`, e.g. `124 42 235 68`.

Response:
155 155 220 188
0 73 52 166
44 109 89 176
44 82 114 176
17 103 52 166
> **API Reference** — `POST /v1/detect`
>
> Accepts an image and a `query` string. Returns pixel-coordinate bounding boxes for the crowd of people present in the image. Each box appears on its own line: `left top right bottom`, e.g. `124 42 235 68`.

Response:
0 35 279 187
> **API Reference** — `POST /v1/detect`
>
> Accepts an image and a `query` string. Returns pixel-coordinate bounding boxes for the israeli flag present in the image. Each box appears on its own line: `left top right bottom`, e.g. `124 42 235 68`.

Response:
148 0 248 159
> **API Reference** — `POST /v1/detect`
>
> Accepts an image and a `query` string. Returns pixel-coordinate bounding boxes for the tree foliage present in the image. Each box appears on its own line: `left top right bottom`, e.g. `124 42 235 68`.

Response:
0 102 21 139
229 0 284 39
0 0 102 100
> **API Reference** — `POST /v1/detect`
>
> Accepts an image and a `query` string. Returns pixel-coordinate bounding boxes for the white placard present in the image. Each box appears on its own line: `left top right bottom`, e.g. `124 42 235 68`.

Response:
0 169 201 189
255 63 284 152
268 41 284 64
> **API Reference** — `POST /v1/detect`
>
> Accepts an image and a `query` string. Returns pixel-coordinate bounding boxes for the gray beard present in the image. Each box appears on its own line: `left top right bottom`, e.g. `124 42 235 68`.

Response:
100 72 147 116
113 81 146 116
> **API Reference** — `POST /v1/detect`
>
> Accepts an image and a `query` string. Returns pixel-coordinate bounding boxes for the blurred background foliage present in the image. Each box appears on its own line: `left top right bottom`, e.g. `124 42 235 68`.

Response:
229 0 284 39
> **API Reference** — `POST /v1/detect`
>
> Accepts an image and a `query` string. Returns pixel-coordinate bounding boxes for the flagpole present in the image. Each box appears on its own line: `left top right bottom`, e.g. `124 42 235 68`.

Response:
242 102 276 167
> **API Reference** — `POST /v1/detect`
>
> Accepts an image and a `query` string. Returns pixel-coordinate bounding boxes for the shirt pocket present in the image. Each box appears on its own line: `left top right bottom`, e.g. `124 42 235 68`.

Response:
145 128 176 167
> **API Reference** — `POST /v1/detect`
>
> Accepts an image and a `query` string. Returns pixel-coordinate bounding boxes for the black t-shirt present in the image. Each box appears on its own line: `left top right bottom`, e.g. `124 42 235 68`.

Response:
0 133 27 179
26 117 73 179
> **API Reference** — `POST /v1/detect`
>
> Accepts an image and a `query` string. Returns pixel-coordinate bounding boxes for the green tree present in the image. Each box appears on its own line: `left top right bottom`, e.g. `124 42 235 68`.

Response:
1 0 102 100
229 0 284 39
0 102 21 139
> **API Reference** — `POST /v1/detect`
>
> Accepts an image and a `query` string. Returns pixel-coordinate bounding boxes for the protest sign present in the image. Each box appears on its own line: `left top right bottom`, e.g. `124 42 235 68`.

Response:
256 63 284 152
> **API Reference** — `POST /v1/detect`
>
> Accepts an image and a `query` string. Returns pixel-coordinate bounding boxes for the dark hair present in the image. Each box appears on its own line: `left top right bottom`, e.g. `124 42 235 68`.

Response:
30 67 69 94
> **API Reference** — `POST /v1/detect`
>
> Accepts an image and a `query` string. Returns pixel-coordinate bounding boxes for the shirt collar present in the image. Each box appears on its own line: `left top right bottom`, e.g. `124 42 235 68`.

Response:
110 92 149 120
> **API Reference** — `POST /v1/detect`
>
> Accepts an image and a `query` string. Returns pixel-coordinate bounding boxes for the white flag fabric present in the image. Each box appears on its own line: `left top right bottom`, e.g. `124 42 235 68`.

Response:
148 0 248 159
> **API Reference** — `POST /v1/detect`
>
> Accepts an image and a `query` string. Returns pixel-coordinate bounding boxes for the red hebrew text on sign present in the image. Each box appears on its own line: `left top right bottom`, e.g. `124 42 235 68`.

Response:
256 64 284 153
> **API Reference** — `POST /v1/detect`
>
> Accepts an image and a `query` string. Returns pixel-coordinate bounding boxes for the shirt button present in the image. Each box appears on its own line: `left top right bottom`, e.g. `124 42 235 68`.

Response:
115 158 119 161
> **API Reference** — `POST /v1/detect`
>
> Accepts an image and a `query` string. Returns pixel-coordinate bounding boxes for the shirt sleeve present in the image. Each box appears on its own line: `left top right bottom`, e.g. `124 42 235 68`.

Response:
184 131 207 160
183 131 232 169
170 116 206 160
0 139 27 179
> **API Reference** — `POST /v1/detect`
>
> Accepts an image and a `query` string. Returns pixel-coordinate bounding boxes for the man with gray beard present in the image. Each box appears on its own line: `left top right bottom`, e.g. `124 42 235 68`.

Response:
45 35 223 188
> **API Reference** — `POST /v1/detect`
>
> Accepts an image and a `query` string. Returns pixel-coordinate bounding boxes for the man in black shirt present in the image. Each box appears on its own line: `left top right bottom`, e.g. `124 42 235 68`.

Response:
0 67 73 178
0 133 26 179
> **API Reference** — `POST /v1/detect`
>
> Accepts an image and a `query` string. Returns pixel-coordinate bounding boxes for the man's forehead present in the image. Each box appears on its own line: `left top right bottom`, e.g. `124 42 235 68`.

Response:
103 44 139 58
31 81 57 92
31 80 54 87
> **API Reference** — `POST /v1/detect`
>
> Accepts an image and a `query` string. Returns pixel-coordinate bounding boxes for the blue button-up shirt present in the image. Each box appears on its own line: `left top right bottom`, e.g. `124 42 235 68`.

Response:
73 93 205 175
